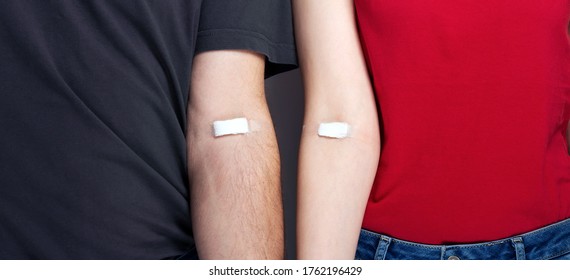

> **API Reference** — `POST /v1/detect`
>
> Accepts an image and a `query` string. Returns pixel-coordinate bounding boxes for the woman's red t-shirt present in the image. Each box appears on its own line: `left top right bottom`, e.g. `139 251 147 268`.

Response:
356 0 570 244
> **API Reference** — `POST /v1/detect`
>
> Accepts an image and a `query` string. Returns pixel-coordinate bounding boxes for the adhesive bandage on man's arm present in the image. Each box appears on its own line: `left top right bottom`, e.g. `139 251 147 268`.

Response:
317 122 351 139
211 117 262 138
212 117 251 137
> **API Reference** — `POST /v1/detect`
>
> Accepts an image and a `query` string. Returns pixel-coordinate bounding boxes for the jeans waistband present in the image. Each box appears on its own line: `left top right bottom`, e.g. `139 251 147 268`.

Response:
357 218 570 260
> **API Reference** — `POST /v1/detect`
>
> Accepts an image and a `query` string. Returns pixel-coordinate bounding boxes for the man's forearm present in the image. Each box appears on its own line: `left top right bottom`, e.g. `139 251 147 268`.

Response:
187 50 283 259
188 122 283 259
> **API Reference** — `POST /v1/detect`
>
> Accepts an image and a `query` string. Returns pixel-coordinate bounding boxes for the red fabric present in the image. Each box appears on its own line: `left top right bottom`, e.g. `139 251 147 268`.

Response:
356 0 570 244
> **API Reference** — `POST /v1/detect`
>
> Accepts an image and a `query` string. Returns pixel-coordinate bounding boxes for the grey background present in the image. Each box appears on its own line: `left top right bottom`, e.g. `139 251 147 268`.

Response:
265 69 304 259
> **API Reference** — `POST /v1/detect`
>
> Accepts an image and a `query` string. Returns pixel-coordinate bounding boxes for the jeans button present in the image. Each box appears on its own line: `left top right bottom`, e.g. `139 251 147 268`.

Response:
448 256 460 260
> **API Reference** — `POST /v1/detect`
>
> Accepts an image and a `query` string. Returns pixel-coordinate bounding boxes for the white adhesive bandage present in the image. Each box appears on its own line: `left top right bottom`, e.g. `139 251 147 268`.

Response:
212 117 250 137
317 122 351 139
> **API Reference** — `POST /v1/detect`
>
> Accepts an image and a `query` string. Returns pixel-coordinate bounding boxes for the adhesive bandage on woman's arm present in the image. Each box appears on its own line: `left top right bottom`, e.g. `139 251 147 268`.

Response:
317 122 351 139
212 117 257 137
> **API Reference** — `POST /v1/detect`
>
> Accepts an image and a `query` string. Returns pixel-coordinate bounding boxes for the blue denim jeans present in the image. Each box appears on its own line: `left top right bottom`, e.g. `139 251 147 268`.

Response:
356 218 570 260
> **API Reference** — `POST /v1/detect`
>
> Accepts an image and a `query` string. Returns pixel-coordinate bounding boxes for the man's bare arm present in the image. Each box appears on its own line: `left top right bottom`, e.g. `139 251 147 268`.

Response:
187 50 283 259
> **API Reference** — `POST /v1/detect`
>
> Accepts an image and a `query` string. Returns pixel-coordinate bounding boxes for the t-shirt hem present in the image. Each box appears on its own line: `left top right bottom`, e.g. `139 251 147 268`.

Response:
195 29 298 78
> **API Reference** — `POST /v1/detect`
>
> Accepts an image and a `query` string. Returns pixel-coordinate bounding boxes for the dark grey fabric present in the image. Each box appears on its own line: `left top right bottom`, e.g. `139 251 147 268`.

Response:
0 0 296 259
197 0 297 77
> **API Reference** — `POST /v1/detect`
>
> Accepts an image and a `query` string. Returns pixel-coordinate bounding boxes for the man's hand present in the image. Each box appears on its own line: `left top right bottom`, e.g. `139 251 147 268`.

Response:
187 50 283 259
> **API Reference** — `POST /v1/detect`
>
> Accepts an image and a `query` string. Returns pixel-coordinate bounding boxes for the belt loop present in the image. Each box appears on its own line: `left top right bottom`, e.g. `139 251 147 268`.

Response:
374 235 392 260
511 237 526 260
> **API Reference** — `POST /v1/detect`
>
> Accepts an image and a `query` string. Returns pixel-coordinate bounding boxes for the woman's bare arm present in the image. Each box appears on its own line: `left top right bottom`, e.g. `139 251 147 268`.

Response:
294 0 381 259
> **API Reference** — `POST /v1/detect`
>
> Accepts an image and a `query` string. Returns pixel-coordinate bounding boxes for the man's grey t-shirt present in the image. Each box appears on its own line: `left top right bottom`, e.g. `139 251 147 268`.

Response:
0 0 296 259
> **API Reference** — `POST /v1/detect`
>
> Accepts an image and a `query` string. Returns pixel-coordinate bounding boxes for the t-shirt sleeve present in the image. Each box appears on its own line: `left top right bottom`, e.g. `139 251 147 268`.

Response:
196 0 297 78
